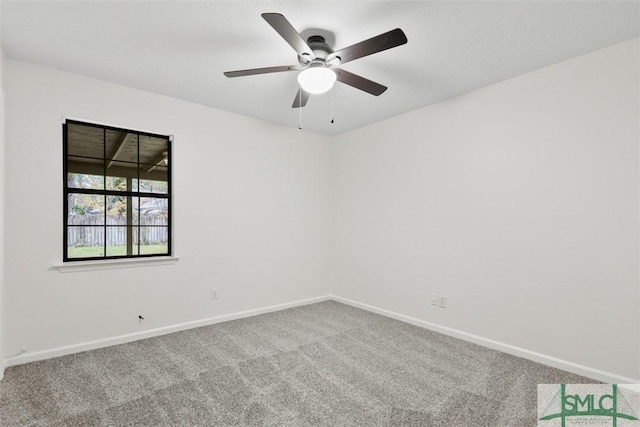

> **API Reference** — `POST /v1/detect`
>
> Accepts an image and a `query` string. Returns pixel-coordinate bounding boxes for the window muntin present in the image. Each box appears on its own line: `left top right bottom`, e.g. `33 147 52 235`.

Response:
64 120 171 261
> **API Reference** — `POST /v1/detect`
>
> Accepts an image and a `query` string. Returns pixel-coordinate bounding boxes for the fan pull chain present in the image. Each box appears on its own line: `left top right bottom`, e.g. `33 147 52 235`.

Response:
330 86 335 124
298 89 303 130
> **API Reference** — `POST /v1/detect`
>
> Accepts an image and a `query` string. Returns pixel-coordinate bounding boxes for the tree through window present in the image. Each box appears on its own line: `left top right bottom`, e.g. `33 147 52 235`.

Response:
63 120 172 261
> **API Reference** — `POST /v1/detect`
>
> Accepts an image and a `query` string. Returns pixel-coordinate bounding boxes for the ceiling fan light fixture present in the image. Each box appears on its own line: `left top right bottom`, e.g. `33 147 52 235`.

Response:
297 66 336 94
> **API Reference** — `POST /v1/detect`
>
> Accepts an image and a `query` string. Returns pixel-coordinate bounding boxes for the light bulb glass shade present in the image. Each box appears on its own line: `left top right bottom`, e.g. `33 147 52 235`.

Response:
297 67 336 94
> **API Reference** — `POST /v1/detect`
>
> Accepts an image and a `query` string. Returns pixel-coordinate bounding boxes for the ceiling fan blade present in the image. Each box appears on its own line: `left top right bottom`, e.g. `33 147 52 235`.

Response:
262 13 316 60
292 88 310 108
330 28 407 65
223 64 302 78
334 68 387 96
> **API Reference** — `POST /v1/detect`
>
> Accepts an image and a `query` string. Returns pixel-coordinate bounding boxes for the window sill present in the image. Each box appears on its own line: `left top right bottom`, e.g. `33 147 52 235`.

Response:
53 256 180 273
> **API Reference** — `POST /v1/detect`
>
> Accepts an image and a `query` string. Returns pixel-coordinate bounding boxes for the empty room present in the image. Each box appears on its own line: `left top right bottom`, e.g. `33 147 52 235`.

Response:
0 1 638 426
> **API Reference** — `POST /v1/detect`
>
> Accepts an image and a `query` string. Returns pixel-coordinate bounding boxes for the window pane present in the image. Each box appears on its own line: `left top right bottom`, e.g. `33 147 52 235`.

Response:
105 245 126 257
104 165 139 191
139 163 168 187
106 195 128 222
67 123 104 158
138 197 169 216
139 135 168 166
105 157 138 189
105 175 128 192
68 194 105 219
105 227 129 256
141 241 168 255
131 197 140 225
67 226 104 259
105 130 137 163
138 177 168 194
137 227 169 255
67 170 104 190
67 156 104 187
131 226 140 254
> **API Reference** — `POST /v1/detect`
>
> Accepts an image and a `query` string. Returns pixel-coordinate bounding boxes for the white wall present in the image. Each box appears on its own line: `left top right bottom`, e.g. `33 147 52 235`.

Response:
331 39 639 381
3 60 331 361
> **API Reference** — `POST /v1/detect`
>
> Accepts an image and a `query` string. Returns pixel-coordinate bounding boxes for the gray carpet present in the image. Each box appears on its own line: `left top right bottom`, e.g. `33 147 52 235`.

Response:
0 300 595 426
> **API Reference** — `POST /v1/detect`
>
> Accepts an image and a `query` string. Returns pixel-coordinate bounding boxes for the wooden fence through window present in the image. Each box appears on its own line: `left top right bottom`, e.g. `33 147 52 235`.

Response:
67 214 168 247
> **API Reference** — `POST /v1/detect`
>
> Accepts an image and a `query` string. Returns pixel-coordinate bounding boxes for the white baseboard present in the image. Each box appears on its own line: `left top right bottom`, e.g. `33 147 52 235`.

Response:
331 295 640 385
4 293 638 385
3 295 332 369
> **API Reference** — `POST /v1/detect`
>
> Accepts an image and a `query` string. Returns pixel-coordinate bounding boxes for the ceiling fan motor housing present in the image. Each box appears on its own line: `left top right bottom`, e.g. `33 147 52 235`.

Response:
299 35 339 66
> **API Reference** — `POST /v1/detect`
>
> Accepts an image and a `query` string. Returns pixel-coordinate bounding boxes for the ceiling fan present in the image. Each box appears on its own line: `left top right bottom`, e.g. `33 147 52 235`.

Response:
224 13 408 108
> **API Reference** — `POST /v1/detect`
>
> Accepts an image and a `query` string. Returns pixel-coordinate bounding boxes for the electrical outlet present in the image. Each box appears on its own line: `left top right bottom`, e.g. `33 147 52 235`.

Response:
431 293 439 306
211 289 219 300
439 296 447 308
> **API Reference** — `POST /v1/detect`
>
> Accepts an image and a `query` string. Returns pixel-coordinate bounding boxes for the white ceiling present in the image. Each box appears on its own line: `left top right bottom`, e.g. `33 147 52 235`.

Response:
2 1 638 136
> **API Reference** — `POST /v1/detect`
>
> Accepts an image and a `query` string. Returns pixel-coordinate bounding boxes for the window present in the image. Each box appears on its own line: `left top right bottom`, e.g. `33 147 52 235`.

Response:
63 120 171 261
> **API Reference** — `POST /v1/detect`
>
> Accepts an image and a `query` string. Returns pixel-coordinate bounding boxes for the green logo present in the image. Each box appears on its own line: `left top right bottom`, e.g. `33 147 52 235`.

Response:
539 384 638 427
